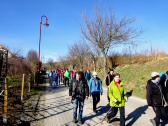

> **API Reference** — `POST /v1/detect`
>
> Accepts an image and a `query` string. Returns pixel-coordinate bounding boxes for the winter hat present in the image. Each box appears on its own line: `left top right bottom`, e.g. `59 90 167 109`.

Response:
151 72 160 79
92 71 97 76
160 72 165 78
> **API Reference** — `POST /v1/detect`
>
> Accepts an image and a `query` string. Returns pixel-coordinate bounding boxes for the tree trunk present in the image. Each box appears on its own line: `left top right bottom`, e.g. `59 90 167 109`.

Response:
104 55 108 74
93 59 97 72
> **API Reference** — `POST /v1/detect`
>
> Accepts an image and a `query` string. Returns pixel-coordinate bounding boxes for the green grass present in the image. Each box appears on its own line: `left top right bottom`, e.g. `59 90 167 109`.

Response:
31 88 46 96
31 88 41 95
115 58 168 98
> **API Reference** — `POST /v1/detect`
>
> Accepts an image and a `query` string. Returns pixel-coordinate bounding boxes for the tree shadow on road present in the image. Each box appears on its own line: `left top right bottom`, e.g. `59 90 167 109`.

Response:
83 105 110 122
126 105 148 126
32 84 67 94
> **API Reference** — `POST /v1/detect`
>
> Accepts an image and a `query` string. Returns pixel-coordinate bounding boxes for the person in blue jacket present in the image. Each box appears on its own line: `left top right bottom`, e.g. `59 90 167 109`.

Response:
85 69 92 84
89 71 103 113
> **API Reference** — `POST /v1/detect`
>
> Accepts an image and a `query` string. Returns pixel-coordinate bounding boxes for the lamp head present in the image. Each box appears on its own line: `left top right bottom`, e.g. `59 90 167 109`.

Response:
45 17 49 27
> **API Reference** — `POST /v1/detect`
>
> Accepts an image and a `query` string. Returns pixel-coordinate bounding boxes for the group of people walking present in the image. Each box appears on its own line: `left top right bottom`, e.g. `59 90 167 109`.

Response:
48 69 63 87
69 69 128 126
47 68 77 87
48 67 168 126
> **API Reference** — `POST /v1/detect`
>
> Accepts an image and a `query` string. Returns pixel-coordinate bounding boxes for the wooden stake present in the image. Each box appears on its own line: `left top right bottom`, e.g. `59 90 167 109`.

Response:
21 74 25 101
3 78 8 124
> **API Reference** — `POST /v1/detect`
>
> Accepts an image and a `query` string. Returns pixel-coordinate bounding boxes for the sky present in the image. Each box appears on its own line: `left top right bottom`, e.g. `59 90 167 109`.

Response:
0 0 168 62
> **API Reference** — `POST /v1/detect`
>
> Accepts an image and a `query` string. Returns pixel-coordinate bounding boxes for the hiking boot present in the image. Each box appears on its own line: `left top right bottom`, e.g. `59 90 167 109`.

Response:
73 118 78 123
78 119 84 125
105 116 110 123
150 119 156 126
93 110 98 113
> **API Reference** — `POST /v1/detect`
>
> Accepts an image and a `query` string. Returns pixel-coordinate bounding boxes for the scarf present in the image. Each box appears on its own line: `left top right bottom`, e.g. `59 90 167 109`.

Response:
151 79 160 85
115 80 121 87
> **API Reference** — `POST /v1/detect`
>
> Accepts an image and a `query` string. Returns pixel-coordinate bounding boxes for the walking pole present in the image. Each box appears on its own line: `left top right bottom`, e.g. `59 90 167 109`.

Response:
3 78 8 124
21 74 25 101
28 74 31 93
28 82 31 93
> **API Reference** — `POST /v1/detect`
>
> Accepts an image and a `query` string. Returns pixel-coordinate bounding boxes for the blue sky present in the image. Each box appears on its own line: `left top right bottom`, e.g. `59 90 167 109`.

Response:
0 0 168 62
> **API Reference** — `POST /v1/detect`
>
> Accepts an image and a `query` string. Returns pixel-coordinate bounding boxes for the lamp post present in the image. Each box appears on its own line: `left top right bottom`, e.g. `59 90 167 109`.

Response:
38 15 49 72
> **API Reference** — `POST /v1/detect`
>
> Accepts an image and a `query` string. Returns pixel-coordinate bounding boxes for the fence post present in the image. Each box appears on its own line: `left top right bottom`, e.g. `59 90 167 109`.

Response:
3 78 8 124
21 74 25 101
34 72 35 85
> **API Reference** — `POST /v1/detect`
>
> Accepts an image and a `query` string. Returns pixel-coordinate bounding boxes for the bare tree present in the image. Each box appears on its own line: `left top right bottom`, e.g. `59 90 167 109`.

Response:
82 9 141 73
68 41 90 71
88 47 101 71
59 56 69 69
67 54 78 69
26 50 38 65
8 50 32 76
47 58 55 69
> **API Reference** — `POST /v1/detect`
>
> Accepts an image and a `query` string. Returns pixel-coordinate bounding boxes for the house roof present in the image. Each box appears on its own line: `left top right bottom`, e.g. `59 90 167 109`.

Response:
0 45 12 58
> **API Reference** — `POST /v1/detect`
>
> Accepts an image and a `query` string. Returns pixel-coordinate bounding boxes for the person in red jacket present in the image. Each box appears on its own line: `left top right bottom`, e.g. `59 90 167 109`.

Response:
71 69 76 80
57 68 62 86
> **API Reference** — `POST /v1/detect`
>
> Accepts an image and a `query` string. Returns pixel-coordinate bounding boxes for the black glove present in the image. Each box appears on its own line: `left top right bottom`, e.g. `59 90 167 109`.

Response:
116 101 121 104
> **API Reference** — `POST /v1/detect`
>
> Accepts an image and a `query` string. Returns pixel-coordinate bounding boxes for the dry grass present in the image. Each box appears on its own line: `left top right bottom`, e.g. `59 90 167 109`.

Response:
115 57 168 98
109 52 168 67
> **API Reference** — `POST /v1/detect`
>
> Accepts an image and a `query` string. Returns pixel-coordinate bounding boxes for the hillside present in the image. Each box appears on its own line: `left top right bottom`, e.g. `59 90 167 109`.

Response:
115 57 168 98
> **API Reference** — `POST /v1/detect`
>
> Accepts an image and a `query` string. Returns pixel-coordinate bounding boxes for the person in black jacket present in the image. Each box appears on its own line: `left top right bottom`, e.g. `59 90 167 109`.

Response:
69 71 89 124
105 69 115 103
146 72 166 126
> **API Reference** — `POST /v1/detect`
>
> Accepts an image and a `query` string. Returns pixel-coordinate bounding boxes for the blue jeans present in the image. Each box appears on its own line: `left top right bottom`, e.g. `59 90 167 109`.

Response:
57 75 60 85
73 97 84 121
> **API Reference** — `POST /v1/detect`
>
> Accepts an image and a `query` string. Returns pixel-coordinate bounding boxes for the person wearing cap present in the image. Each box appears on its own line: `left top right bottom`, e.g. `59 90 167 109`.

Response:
85 69 92 84
146 72 166 126
89 71 103 113
106 73 127 126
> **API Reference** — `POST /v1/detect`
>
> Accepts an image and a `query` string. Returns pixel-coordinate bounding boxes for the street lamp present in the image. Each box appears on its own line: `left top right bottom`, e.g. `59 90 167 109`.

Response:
38 15 49 72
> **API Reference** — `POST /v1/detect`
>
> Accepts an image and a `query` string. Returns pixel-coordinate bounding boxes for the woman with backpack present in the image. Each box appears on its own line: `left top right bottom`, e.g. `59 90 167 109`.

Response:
85 69 92 84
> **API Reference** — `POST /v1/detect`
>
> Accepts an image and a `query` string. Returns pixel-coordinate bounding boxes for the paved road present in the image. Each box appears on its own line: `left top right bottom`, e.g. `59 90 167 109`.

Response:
27 84 167 126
